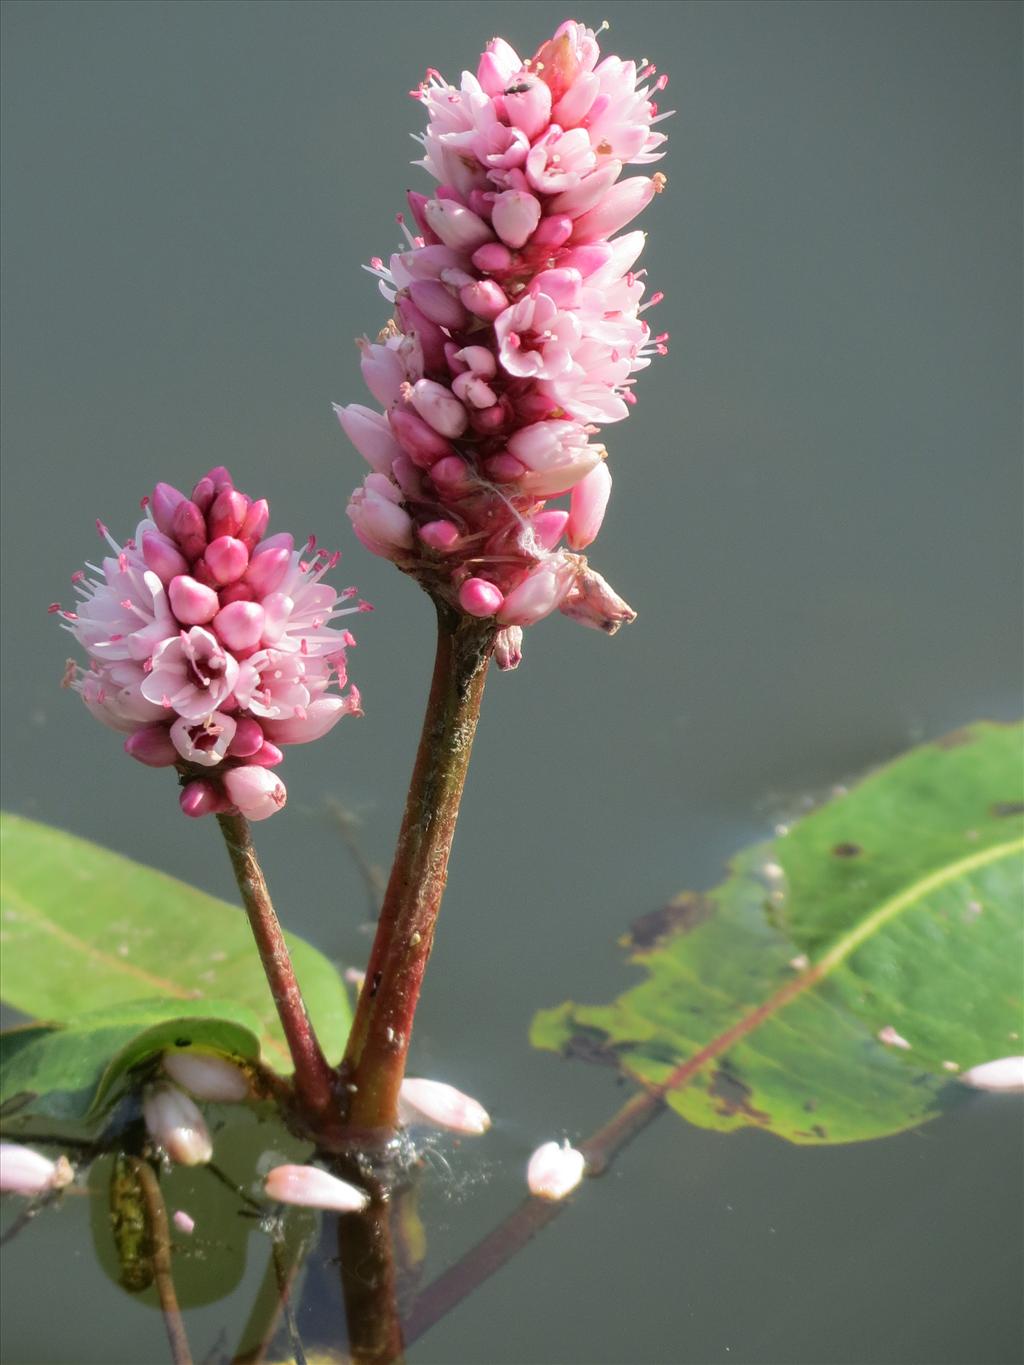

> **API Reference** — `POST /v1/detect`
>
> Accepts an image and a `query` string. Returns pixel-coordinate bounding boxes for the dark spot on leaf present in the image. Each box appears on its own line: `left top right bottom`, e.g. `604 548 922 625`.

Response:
803 1097 818 1112
811 1124 828 1139
623 892 714 951
990 801 1024 818
174 1038 191 1048
708 1068 771 1124
934 728 974 749
832 842 862 858
563 1029 620 1069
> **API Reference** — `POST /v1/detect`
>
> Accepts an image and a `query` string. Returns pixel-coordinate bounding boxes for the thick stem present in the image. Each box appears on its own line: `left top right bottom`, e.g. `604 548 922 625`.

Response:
216 812 337 1119
338 1197 407 1365
342 602 495 1134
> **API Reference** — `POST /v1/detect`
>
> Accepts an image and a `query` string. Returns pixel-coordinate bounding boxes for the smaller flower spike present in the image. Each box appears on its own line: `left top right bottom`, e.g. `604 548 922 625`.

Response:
55 468 363 819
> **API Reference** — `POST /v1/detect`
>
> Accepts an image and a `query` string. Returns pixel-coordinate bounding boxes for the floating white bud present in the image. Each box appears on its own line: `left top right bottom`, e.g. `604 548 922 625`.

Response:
162 1049 250 1102
398 1078 491 1135
958 1056 1024 1092
143 1082 213 1166
264 1163 369 1213
526 1140 586 1201
0 1143 73 1196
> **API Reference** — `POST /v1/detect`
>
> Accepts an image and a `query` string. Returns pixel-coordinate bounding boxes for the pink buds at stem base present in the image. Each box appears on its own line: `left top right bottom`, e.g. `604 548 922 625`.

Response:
0 1143 74 1196
526 1141 586 1201
143 1083 213 1166
397 1078 491 1134
161 1050 250 1102
264 1164 369 1213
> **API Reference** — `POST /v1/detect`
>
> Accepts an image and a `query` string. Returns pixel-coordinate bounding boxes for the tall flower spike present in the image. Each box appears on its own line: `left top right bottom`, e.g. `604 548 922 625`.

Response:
336 21 669 653
54 467 363 820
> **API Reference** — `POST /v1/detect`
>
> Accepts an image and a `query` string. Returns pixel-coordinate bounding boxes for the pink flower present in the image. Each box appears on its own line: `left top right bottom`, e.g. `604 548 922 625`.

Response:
56 468 362 819
335 22 668 643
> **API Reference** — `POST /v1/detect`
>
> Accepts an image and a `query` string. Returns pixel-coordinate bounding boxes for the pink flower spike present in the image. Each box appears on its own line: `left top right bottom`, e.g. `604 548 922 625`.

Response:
527 1141 586 1201
143 1083 213 1166
0 1143 73 1196
264 1164 369 1214
458 578 504 618
168 575 220 626
124 725 179 768
567 462 613 549
222 765 287 820
398 1078 491 1135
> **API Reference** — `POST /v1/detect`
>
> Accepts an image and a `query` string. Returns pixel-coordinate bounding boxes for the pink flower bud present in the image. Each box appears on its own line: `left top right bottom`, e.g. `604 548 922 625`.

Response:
334 403 405 474
228 716 265 757
179 777 227 818
419 520 462 553
571 176 658 243
503 75 552 140
530 214 574 248
244 544 292 596
347 475 415 553
169 574 220 625
483 453 526 482
455 345 497 378
170 500 207 560
204 536 249 585
567 462 612 549
190 474 216 512
0 1143 73 1196
423 198 494 252
389 406 455 467
213 600 266 652
531 509 570 551
264 1164 369 1214
250 740 285 767
143 1083 213 1166
124 724 178 768
452 372 497 409
162 1050 250 1102
491 190 542 249
141 530 189 583
494 625 524 670
559 564 636 634
238 498 270 550
458 577 504 617
958 1057 1024 1091
471 242 514 274
496 556 577 626
431 456 474 494
477 36 520 96
222 764 287 820
208 489 248 541
396 296 448 373
398 1078 491 1135
150 482 187 537
459 279 508 320
551 70 600 127
411 378 469 438
407 279 469 328
405 189 434 238
359 339 405 407
527 1141 585 1201
529 267 582 308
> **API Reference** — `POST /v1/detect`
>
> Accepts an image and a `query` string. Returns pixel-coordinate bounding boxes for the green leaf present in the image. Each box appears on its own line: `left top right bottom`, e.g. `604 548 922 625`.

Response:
0 813 351 1076
0 999 263 1124
532 721 1024 1144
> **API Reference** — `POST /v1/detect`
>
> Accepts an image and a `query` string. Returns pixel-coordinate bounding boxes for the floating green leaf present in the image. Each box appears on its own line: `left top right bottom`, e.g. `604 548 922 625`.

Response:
0 813 351 1076
532 722 1024 1144
0 999 263 1125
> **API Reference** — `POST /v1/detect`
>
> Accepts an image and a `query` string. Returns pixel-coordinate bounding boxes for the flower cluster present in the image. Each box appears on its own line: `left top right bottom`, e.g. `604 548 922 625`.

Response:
337 20 668 654
53 467 362 820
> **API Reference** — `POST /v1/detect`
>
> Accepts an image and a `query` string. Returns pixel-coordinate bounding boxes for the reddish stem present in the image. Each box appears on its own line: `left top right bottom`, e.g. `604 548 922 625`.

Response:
342 601 495 1134
216 811 337 1119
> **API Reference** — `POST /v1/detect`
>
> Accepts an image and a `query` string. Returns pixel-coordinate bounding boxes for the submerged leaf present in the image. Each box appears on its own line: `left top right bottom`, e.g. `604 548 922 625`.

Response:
532 721 1024 1144
0 813 351 1073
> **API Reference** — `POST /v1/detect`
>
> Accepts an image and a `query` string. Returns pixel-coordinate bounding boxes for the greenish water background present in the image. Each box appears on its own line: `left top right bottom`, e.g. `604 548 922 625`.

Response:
1 2 1021 1361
